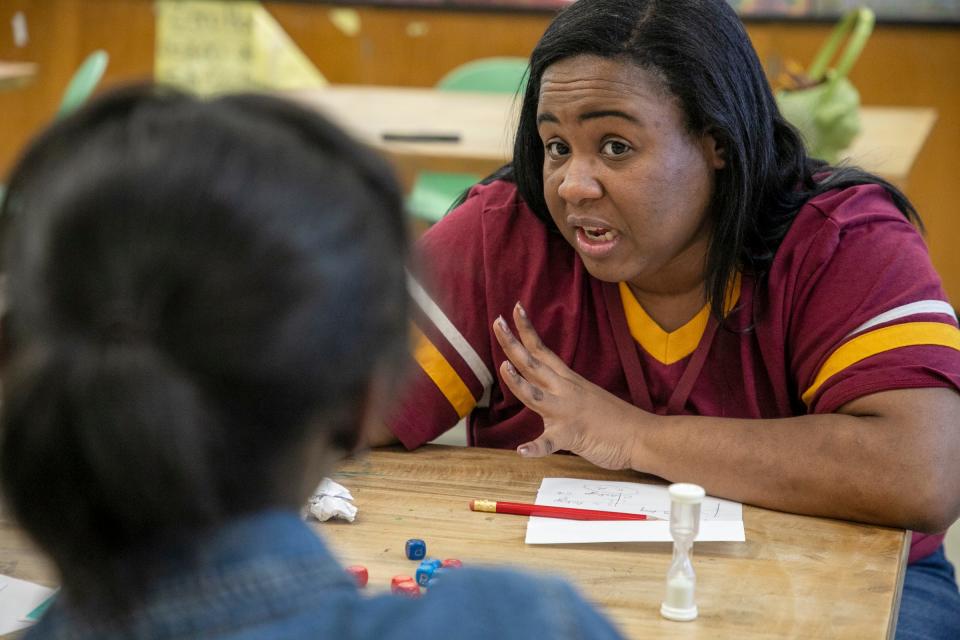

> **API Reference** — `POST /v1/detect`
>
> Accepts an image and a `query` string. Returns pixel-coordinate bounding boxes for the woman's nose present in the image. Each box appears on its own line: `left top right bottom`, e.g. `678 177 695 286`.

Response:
556 157 603 205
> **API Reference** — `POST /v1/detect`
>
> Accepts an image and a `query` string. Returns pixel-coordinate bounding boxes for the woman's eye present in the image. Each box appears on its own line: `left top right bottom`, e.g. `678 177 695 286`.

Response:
601 140 631 157
545 141 570 158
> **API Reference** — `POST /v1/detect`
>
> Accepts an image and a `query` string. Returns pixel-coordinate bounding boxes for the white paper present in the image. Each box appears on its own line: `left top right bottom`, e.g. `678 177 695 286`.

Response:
304 477 358 522
0 574 56 634
525 478 745 544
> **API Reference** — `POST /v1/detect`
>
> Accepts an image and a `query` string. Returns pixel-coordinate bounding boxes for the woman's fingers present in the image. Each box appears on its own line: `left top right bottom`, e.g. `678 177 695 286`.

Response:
512 302 574 375
517 434 558 458
494 302 641 469
494 303 578 391
499 360 548 410
493 313 558 389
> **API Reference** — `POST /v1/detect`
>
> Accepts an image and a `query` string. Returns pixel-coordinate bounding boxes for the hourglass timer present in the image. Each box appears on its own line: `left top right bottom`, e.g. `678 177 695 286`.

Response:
660 483 706 622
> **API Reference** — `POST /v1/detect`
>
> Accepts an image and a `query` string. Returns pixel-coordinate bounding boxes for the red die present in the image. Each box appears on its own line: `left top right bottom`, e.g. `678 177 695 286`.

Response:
392 579 421 598
345 565 368 588
441 559 463 569
391 575 414 590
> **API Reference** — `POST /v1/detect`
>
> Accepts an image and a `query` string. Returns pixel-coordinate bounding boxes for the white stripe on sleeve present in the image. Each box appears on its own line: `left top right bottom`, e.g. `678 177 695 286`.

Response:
845 300 957 340
407 272 493 407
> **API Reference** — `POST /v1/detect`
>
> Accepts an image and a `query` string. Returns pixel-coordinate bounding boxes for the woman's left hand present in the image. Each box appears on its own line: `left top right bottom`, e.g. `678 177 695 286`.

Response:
493 302 647 470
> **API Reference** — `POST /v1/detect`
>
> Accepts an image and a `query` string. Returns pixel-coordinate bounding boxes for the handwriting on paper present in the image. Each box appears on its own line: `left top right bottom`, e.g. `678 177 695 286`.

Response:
525 478 745 544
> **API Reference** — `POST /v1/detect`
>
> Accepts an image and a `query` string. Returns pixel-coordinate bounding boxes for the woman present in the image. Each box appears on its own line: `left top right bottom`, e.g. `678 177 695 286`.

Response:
0 87 623 639
379 0 960 637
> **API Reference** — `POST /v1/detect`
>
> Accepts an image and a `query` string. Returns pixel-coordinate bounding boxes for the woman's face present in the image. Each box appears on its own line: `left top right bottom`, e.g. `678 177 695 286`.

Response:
538 55 724 296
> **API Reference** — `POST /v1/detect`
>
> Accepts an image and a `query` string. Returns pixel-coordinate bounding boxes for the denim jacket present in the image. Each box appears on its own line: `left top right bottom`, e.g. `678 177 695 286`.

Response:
29 510 625 639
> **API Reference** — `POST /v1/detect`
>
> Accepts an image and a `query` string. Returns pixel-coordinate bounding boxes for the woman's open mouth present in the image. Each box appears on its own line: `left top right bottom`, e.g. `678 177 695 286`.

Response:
575 225 621 258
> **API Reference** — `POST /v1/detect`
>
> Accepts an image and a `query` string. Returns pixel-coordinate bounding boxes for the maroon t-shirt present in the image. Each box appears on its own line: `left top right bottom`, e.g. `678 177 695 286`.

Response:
389 180 960 562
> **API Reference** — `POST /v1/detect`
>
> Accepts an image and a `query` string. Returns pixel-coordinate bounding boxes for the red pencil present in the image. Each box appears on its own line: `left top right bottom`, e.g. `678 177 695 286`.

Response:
469 499 658 521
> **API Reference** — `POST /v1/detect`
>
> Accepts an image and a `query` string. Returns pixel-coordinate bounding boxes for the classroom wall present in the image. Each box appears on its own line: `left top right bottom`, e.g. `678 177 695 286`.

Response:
0 0 155 170
1 0 959 305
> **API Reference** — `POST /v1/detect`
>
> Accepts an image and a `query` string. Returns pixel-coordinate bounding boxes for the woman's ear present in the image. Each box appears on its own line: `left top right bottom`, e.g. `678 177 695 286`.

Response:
702 131 727 170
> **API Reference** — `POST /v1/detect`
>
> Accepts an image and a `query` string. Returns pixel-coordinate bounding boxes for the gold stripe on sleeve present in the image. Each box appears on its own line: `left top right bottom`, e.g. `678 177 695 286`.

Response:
801 322 960 405
411 325 477 418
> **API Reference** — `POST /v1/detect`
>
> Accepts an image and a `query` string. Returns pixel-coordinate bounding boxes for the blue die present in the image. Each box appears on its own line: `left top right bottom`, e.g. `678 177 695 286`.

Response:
424 558 442 570
428 567 449 587
405 538 426 560
415 562 435 586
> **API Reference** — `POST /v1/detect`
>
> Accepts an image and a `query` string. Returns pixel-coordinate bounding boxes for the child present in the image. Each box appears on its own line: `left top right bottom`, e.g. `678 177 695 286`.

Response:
0 86 623 639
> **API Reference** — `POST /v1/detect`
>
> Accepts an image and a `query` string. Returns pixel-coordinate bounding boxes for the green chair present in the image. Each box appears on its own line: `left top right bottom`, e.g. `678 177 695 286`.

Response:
407 57 529 224
435 57 531 93
56 49 109 119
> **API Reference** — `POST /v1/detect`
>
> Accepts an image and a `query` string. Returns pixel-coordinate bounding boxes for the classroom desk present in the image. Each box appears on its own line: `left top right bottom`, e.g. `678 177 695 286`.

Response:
322 445 909 639
286 85 935 191
0 62 37 91
287 85 516 188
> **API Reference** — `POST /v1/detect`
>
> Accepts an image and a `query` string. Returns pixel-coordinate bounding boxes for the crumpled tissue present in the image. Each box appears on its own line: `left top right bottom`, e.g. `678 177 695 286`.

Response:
304 478 358 522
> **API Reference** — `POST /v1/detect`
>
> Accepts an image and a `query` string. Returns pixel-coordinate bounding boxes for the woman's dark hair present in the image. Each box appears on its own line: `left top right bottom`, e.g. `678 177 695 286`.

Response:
0 86 408 608
497 0 920 318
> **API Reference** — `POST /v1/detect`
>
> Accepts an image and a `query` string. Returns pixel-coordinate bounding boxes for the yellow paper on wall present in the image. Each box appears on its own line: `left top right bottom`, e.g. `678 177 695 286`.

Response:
155 0 326 96
250 6 327 91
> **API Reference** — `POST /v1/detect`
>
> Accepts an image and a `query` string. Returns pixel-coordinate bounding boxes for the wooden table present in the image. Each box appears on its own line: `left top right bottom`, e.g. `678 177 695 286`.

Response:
286 85 935 191
322 445 909 639
0 62 37 91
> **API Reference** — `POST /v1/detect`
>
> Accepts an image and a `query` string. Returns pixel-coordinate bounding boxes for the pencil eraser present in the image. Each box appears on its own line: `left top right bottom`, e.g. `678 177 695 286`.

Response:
345 565 368 587
441 558 462 569
405 538 426 560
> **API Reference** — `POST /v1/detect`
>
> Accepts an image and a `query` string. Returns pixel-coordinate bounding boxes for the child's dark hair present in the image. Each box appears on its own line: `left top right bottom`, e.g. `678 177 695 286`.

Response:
0 86 408 609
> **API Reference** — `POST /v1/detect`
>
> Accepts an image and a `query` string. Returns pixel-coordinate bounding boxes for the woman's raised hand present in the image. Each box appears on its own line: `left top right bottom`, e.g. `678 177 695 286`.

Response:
493 302 646 470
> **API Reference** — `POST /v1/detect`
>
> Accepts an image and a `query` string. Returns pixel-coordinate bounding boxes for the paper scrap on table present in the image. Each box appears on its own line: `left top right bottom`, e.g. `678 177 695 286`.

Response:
22 588 58 622
305 477 358 522
525 478 745 544
0 574 56 634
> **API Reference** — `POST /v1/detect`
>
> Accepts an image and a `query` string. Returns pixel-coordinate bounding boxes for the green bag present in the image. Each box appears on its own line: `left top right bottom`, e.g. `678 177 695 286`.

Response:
775 7 875 163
